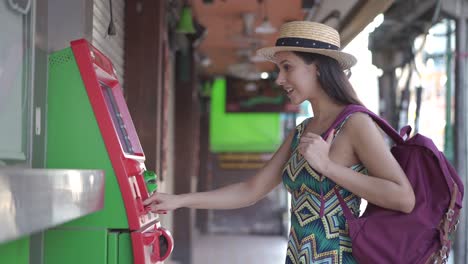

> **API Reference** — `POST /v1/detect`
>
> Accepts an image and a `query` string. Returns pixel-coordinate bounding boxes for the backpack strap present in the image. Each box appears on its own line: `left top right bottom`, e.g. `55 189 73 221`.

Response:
334 187 357 220
437 151 463 207
328 104 404 221
322 105 404 145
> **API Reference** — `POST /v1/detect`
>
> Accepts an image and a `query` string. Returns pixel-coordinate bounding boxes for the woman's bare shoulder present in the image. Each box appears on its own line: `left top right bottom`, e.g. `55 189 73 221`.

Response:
339 111 387 148
340 112 378 135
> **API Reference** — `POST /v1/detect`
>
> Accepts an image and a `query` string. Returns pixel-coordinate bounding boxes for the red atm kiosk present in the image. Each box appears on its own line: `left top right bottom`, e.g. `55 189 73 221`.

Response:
45 39 173 263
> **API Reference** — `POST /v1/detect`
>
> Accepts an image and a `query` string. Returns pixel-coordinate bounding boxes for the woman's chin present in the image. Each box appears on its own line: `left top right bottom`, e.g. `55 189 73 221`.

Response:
287 95 304 105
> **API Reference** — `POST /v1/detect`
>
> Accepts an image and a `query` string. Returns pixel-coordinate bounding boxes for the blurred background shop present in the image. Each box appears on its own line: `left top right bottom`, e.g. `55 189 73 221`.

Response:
1 0 467 263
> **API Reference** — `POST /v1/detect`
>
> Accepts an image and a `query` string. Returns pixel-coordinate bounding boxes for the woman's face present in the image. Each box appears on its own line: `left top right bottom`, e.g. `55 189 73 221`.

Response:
273 51 321 105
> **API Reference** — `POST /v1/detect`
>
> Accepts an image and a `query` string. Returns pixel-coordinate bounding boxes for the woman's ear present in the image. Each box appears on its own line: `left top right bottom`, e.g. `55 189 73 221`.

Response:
344 69 352 79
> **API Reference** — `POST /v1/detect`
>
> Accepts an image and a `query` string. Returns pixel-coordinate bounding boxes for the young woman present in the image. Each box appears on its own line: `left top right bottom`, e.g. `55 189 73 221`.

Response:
144 21 415 263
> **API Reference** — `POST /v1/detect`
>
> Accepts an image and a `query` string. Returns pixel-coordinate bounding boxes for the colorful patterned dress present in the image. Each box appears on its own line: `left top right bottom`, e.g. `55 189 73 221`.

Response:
282 117 367 264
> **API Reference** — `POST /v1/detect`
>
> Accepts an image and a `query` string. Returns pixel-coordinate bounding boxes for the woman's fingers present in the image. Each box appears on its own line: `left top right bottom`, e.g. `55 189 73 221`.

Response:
300 131 334 145
299 137 315 143
143 192 163 206
297 143 309 154
300 133 322 143
143 192 181 214
298 141 313 150
302 132 321 139
143 194 155 206
146 203 168 214
143 192 176 214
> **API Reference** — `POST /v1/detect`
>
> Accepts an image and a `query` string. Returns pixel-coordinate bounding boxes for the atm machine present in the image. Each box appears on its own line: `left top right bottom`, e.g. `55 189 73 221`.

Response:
44 39 173 264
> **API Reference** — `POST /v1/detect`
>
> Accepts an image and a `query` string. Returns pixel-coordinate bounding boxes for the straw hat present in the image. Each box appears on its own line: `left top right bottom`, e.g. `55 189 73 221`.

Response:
256 21 357 69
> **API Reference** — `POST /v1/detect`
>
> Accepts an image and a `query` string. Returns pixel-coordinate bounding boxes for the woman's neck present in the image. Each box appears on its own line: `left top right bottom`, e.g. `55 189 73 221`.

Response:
309 98 345 123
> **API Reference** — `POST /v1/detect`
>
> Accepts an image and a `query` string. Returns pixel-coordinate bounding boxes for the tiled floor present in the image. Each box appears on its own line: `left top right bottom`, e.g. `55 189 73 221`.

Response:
165 234 456 264
193 234 288 264
166 233 288 264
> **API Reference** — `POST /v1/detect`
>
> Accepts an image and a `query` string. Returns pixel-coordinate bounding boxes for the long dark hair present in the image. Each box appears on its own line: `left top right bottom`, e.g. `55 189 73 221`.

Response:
293 51 363 106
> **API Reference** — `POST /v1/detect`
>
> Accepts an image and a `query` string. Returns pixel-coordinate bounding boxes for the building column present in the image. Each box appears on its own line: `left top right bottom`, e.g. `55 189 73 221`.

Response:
372 50 401 128
124 0 166 176
454 8 468 264
172 46 200 264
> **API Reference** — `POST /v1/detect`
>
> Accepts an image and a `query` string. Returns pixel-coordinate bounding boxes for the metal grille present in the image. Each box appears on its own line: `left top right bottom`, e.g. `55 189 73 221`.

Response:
48 49 73 69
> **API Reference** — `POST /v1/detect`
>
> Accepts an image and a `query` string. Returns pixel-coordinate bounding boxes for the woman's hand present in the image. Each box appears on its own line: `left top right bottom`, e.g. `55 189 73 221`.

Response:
298 130 334 174
143 192 183 214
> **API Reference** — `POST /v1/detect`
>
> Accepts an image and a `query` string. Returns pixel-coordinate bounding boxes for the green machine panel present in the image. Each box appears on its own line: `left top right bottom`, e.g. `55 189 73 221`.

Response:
0 237 29 264
46 47 127 228
44 229 107 264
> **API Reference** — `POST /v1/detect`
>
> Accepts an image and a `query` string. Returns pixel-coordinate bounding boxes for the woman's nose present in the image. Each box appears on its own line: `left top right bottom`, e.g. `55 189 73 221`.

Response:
275 72 285 86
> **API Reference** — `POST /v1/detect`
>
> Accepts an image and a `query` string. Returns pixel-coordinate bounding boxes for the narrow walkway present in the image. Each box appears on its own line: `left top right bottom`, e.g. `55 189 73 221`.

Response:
192 234 288 264
166 234 456 264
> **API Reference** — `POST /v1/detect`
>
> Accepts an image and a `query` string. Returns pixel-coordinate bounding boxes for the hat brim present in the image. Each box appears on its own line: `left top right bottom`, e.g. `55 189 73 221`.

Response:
256 46 357 69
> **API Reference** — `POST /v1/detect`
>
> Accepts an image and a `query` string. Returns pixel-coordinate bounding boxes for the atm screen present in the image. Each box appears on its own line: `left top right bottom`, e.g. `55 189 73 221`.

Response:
100 81 135 155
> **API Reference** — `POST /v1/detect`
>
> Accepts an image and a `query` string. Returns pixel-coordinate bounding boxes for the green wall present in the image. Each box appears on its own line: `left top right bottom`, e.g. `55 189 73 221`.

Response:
209 78 282 152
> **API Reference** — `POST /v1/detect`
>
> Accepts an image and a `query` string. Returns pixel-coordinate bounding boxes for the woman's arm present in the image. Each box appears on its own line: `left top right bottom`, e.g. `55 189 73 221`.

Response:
143 129 295 213
299 113 415 213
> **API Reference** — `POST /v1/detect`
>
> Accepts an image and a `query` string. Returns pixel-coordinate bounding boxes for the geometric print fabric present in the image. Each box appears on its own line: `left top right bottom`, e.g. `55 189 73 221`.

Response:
282 118 366 264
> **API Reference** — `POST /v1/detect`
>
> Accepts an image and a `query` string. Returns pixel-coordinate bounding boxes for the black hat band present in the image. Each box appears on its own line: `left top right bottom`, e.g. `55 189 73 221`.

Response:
275 37 339 50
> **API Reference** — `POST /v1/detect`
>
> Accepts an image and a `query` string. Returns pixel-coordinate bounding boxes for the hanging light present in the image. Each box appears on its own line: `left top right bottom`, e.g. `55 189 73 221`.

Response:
228 63 262 81
107 0 116 36
249 53 268 62
176 5 196 34
255 18 277 34
255 0 277 34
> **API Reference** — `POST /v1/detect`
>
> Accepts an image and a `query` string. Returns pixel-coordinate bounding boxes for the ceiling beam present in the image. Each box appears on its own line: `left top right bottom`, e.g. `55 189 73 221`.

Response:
441 0 468 18
339 0 393 47
378 0 437 43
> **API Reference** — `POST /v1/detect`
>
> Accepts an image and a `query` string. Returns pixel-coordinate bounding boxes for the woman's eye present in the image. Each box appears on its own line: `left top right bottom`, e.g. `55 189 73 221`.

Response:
283 64 290 71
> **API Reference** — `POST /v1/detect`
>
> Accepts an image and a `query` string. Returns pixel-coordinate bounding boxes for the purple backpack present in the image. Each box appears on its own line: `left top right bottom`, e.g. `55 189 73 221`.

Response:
326 105 464 264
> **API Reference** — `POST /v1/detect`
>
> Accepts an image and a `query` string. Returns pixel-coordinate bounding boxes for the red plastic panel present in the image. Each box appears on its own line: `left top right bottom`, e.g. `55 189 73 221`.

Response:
70 39 155 230
131 222 174 264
